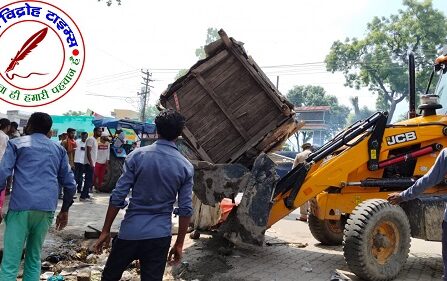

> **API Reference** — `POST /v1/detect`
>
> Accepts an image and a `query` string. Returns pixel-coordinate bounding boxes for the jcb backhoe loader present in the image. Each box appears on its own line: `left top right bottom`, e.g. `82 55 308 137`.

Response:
199 53 447 281
270 53 447 281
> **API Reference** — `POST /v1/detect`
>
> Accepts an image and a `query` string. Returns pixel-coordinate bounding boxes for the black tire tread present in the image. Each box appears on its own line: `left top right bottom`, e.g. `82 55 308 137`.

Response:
343 199 411 281
308 214 344 246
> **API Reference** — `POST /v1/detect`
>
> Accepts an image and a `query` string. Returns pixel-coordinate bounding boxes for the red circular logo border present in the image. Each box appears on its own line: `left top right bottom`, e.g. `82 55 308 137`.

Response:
0 0 86 108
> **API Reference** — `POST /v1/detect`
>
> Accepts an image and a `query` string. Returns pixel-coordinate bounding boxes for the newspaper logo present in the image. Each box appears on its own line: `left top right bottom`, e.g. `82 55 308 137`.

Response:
0 1 85 107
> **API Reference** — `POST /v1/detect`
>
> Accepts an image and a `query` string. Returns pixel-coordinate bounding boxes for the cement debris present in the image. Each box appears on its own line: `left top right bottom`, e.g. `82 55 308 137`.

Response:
192 161 250 207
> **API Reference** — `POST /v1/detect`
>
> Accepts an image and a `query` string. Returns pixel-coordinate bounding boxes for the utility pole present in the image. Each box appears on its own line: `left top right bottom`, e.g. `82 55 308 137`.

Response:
138 69 153 122
276 75 279 90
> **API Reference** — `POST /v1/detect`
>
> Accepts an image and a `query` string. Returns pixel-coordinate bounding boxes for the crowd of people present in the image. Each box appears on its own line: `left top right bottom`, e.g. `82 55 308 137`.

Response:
0 110 192 281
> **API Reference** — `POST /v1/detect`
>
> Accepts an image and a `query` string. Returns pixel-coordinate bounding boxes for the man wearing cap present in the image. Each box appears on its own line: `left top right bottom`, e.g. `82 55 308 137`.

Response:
293 142 313 221
94 132 110 191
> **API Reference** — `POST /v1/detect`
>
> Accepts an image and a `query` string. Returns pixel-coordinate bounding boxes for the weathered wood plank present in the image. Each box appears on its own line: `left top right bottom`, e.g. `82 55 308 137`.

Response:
206 130 244 160
232 92 278 133
205 62 243 91
199 55 238 84
226 115 285 163
219 30 287 115
201 121 240 153
169 80 202 113
195 74 250 141
255 118 301 153
187 100 225 138
193 49 229 74
214 70 255 108
164 100 213 163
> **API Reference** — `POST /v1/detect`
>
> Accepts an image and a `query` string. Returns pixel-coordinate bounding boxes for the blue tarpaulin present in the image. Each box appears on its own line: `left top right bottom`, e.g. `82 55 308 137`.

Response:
92 118 156 134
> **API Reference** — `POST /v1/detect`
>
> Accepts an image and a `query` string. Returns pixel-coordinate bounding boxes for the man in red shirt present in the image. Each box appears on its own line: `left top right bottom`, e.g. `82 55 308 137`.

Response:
94 132 110 191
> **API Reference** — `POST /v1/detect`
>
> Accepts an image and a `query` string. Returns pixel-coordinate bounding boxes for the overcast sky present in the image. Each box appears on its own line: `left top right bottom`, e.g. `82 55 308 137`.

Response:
1 0 446 116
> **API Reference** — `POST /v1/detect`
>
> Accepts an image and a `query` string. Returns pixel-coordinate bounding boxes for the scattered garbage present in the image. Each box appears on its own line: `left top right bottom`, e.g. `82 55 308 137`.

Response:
45 253 66 264
265 241 308 248
40 271 54 280
46 275 64 281
330 269 351 281
301 262 312 272
41 261 53 271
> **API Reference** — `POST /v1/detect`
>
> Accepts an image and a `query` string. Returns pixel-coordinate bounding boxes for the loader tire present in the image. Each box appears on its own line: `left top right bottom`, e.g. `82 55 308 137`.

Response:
100 154 125 193
308 214 344 245
344 199 410 281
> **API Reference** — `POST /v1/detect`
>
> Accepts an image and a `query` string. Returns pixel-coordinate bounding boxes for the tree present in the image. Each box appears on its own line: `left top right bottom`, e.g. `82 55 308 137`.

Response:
63 110 86 116
195 27 220 60
176 28 220 79
348 96 374 123
97 0 121 6
287 85 350 147
144 105 159 123
325 0 447 123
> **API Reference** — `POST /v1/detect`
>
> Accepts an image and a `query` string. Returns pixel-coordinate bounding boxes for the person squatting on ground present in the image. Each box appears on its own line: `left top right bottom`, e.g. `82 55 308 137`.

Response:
292 142 313 221
0 112 76 281
80 127 101 201
388 148 447 281
94 109 193 281
94 132 110 191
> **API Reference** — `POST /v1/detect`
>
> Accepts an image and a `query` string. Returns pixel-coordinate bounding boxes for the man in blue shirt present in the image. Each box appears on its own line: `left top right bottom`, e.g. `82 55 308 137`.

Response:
94 110 193 281
0 112 76 281
388 148 447 281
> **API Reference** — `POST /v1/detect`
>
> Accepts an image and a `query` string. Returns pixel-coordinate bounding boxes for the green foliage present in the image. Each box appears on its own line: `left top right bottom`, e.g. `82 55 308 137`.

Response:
97 0 121 6
287 85 350 140
144 105 159 123
348 96 375 123
282 142 294 152
325 0 447 122
176 27 220 80
195 27 220 60
63 110 86 116
175 69 189 80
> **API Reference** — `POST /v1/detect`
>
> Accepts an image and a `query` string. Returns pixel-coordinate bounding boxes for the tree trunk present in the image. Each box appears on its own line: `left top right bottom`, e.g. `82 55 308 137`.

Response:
294 132 300 152
387 101 397 124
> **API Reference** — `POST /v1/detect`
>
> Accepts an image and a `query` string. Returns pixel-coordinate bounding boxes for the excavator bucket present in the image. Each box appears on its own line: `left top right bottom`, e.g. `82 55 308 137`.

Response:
192 161 251 206
192 153 280 245
219 153 279 246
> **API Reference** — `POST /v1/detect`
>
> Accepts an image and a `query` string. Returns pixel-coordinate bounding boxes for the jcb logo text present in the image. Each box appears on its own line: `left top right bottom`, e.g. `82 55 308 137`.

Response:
386 131 417 146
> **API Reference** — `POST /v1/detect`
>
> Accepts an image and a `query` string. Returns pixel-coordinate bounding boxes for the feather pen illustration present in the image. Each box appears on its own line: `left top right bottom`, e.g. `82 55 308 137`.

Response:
5 27 49 80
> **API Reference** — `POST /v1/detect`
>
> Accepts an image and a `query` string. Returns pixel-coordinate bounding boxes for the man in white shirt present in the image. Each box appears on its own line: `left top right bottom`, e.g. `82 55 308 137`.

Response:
0 119 10 160
80 127 101 201
293 143 313 221
94 132 110 191
74 132 88 193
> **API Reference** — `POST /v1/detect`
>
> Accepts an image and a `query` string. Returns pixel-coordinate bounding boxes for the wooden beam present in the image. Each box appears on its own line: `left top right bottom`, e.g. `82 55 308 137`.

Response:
219 30 288 115
194 74 250 141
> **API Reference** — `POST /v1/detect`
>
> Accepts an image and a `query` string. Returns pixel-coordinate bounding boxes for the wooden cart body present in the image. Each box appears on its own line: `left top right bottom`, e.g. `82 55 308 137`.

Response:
160 30 298 165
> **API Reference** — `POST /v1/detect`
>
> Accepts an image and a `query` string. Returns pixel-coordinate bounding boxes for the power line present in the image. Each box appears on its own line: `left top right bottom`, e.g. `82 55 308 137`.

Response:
86 70 139 83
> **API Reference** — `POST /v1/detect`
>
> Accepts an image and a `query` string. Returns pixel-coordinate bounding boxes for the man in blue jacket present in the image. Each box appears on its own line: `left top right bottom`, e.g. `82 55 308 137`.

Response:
94 110 193 281
388 148 447 281
0 112 76 281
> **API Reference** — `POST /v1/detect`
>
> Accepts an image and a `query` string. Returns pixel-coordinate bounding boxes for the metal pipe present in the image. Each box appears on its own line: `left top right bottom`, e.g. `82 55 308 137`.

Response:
378 144 441 169
408 52 416 118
